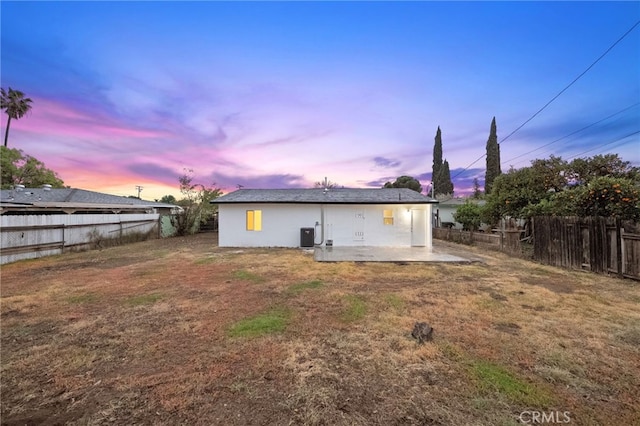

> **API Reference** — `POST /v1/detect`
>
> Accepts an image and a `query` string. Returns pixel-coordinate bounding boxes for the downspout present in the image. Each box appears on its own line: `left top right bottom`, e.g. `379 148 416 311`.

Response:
315 204 325 246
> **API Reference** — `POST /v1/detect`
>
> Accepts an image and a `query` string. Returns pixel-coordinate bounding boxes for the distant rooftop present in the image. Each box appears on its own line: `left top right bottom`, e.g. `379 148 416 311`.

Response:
0 187 177 210
213 188 438 204
437 197 486 206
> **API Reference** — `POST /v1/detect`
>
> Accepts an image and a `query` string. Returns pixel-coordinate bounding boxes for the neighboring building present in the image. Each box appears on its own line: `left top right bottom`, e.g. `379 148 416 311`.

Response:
1 186 181 264
213 188 438 248
435 197 486 229
0 186 178 215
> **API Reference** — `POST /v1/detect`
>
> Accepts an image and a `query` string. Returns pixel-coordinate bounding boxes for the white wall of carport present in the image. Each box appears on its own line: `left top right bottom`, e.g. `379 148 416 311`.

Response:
218 203 433 248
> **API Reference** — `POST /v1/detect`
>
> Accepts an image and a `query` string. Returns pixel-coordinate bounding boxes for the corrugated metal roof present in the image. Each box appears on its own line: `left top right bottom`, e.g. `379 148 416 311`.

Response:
0 187 176 208
213 188 438 204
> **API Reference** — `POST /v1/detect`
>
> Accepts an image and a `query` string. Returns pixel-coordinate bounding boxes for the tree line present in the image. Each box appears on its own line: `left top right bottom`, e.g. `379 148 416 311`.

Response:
386 116 502 199
454 153 640 231
379 115 638 229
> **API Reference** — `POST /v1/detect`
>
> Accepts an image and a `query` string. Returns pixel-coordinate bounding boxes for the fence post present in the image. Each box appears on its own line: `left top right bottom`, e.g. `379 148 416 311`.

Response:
616 218 623 278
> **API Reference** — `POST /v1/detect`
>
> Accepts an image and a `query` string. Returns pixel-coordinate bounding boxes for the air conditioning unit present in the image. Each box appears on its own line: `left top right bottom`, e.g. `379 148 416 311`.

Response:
300 228 314 248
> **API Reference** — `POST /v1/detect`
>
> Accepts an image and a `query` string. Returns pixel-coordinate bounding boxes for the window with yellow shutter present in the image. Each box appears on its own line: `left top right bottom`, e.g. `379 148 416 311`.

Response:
246 210 262 231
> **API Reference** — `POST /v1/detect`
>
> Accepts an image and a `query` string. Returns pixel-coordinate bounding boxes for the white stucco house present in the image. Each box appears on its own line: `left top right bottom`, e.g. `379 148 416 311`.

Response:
213 188 438 248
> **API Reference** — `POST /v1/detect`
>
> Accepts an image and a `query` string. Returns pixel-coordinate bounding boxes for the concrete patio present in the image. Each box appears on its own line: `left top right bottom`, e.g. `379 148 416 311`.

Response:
313 241 485 263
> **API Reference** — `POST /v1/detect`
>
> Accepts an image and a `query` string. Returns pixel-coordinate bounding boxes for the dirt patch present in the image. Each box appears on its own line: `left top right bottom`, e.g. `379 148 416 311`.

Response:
520 274 576 293
1 233 639 425
489 292 508 301
494 322 521 335
520 304 547 312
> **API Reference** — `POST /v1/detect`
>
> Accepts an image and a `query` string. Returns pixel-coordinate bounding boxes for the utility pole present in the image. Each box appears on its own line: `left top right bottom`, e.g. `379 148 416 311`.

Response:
135 185 143 199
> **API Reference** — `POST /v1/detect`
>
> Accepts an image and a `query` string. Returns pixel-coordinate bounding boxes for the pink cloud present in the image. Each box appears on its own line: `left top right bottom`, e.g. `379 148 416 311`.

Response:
13 97 167 140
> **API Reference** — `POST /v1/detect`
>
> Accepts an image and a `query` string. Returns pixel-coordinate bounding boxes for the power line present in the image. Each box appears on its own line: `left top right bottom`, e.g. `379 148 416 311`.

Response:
451 152 486 180
564 130 640 161
449 20 640 182
502 102 640 166
500 20 640 145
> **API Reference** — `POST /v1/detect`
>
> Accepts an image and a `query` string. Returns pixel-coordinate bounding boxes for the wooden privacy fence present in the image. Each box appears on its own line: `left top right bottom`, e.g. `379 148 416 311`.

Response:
1 213 160 265
533 216 640 280
433 227 523 255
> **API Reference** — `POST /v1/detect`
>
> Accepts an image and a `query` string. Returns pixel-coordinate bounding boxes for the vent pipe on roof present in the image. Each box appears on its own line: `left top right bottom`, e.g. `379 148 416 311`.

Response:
42 184 52 191
14 184 25 192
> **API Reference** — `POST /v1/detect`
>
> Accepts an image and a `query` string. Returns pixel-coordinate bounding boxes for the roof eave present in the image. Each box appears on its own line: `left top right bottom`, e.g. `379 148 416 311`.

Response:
213 200 439 205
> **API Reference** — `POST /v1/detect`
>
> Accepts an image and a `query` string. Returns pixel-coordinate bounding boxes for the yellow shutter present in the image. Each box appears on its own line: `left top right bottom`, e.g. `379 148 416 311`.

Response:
246 210 254 230
254 210 262 231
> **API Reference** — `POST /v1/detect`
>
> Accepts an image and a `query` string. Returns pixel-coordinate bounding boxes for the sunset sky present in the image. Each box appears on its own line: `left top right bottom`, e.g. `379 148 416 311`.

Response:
1 1 639 201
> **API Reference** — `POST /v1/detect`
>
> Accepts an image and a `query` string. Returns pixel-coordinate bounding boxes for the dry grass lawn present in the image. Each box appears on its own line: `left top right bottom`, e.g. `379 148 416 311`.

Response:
1 233 639 425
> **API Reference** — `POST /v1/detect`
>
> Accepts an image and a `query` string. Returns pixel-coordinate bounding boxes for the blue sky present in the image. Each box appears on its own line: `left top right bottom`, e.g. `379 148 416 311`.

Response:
1 1 638 200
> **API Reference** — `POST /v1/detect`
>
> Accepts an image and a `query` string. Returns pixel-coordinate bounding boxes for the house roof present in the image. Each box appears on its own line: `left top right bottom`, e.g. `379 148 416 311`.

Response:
213 188 438 205
437 197 486 207
0 187 178 214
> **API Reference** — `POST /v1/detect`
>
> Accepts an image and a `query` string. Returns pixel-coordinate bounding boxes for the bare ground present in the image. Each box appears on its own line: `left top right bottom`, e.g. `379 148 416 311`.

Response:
1 233 639 425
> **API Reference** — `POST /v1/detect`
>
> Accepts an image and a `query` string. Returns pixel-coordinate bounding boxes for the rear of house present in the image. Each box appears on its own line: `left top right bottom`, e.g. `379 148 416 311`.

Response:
214 188 437 248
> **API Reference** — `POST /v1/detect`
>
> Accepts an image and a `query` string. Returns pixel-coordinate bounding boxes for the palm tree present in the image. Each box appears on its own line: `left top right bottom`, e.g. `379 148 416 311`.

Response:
1 87 33 147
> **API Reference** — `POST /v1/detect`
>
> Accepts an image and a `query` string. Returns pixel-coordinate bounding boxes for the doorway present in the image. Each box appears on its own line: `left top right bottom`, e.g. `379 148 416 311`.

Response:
411 209 427 246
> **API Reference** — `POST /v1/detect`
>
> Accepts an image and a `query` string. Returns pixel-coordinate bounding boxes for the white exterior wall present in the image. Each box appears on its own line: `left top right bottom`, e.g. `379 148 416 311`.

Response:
324 204 408 246
218 203 434 248
218 204 321 247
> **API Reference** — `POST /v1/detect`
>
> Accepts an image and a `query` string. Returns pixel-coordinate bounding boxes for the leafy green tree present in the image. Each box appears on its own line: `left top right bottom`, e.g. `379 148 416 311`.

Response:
453 200 482 231
484 117 501 195
568 153 639 185
159 195 178 204
481 162 558 224
551 176 639 220
481 153 640 223
482 167 537 222
172 169 222 235
1 146 64 189
383 175 422 193
1 87 33 147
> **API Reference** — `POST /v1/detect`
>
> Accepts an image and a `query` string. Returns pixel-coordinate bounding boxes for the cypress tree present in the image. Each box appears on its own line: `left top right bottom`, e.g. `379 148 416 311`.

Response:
472 178 482 199
432 126 443 197
485 117 501 195
440 159 454 195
